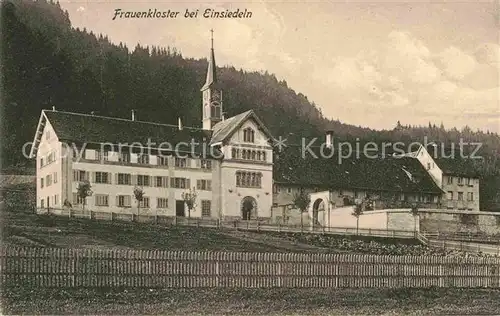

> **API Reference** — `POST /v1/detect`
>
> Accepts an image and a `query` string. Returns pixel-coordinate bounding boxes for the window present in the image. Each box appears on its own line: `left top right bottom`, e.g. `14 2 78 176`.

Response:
53 172 58 183
232 148 239 159
447 191 454 200
97 150 109 161
119 152 130 163
95 172 110 184
157 198 168 209
40 178 44 188
72 193 85 205
399 193 405 201
467 178 472 186
235 171 262 188
458 177 463 186
138 154 149 164
117 195 131 207
427 162 431 170
41 199 44 208
46 130 50 140
243 128 255 143
137 175 150 186
201 200 211 217
46 174 52 186
40 158 44 167
447 176 453 185
197 179 212 191
117 173 131 185
175 157 187 168
155 176 168 188
54 195 58 206
467 192 474 201
338 190 344 197
287 187 292 194
46 152 55 164
201 159 212 169
95 194 109 206
73 170 87 182
171 177 190 189
458 192 464 201
157 156 168 166
139 197 150 208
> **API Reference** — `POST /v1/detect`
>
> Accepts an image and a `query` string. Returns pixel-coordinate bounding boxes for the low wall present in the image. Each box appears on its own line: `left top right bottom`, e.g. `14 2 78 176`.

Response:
419 209 500 235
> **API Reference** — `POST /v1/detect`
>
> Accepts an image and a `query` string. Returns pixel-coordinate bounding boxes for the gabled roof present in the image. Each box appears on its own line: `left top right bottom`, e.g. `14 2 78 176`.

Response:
31 110 221 158
210 110 274 145
273 145 444 195
424 145 481 178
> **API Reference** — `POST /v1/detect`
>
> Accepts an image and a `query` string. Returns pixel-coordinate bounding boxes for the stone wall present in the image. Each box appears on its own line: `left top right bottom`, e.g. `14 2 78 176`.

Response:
419 209 500 235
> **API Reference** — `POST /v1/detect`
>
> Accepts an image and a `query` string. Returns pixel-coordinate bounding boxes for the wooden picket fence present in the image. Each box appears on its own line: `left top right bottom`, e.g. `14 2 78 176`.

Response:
1 247 500 289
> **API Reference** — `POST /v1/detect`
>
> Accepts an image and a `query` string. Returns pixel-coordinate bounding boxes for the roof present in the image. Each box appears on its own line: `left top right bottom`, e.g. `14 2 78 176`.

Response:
273 145 444 194
32 110 221 158
424 145 481 178
210 110 274 145
201 47 217 91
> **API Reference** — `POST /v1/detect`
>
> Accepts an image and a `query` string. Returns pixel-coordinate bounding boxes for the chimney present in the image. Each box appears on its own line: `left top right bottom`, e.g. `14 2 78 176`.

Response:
178 117 183 130
131 110 135 121
52 106 56 111
325 130 334 148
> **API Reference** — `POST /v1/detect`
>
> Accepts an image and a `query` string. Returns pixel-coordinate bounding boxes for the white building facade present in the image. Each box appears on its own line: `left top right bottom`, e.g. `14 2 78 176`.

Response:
30 37 274 220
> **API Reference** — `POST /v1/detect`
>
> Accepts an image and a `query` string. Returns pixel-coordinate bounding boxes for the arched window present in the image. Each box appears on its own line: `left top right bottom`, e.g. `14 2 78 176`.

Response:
242 150 247 159
232 148 237 159
262 151 266 161
243 128 255 143
251 151 256 160
257 152 261 160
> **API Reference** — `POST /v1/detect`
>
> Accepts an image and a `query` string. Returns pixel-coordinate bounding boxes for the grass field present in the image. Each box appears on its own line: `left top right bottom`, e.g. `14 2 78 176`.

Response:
2 287 500 315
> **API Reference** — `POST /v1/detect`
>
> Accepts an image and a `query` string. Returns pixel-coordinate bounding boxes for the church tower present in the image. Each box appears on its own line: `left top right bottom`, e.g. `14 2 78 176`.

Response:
201 29 223 130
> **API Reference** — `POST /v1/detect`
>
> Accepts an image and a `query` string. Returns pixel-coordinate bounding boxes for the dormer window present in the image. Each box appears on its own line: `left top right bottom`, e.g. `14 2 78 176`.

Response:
243 128 255 143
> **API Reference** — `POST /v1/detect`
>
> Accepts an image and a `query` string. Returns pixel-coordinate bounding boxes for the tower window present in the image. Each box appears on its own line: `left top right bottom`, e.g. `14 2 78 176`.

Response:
243 128 255 143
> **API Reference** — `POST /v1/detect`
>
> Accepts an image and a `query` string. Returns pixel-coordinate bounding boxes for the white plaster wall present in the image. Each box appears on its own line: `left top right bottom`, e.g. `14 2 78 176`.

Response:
323 206 389 229
416 146 443 188
71 158 214 217
36 120 62 209
220 160 273 218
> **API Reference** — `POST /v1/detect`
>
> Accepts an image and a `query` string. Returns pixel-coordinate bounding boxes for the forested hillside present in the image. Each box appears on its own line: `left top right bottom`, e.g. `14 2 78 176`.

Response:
1 0 499 210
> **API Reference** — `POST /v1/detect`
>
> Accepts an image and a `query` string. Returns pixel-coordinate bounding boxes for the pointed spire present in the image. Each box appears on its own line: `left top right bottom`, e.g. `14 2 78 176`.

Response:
201 29 217 91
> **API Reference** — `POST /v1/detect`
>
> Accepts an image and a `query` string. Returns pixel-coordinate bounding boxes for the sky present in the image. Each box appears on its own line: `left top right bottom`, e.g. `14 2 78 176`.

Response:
60 0 500 133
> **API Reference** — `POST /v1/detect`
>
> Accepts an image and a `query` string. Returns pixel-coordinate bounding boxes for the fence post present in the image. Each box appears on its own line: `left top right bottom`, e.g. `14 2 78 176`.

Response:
278 222 281 232
257 221 260 231
68 208 72 218
90 210 94 220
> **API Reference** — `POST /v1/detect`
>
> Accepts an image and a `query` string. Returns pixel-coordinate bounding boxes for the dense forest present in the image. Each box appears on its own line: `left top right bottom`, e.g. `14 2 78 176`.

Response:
1 0 499 210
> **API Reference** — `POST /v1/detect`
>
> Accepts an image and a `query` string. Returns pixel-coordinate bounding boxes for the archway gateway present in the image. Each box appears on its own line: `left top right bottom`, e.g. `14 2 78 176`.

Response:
241 196 257 220
312 198 325 226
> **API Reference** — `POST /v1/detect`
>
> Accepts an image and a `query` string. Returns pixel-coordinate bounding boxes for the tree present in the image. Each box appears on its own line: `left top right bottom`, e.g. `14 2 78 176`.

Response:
352 198 364 235
76 180 92 210
293 187 311 229
182 187 197 218
410 202 419 233
133 186 145 215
